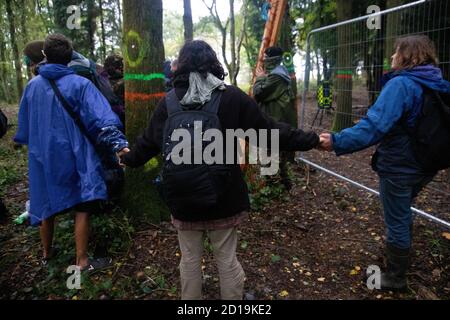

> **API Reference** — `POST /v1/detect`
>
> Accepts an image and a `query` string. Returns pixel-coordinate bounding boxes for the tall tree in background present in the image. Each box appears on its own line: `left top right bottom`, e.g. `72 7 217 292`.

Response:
5 0 24 98
0 1 11 102
123 0 168 222
202 0 248 85
385 0 404 63
53 0 82 46
20 0 32 80
85 0 97 59
243 0 265 69
98 0 107 61
331 0 353 131
53 0 98 58
279 2 297 98
183 0 194 41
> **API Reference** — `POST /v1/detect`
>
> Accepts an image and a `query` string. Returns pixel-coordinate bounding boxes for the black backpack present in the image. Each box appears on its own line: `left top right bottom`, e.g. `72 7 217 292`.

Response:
160 89 232 220
407 87 450 172
71 60 123 113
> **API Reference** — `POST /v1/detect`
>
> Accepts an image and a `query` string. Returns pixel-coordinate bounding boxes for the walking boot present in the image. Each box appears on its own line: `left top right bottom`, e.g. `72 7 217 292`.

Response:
380 243 410 292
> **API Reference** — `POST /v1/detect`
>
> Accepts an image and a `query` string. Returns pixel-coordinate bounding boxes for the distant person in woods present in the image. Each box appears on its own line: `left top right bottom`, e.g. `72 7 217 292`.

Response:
15 34 129 271
319 35 450 291
253 46 297 190
119 40 319 300
23 40 46 75
104 54 125 124
163 59 176 92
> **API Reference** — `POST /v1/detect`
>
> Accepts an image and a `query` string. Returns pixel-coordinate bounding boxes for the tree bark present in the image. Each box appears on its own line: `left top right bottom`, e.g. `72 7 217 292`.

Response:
202 0 247 86
183 0 194 41
117 0 123 35
5 0 24 98
229 0 237 86
385 0 404 62
0 3 11 102
332 0 353 131
99 0 107 61
20 0 33 81
86 0 97 59
123 0 168 222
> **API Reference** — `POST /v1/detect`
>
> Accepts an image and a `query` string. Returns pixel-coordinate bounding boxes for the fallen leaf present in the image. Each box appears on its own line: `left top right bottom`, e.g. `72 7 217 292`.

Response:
271 255 281 263
443 232 450 240
279 290 289 297
317 277 325 282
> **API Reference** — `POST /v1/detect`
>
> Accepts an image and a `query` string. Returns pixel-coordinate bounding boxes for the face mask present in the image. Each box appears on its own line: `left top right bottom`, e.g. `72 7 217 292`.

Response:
263 55 283 72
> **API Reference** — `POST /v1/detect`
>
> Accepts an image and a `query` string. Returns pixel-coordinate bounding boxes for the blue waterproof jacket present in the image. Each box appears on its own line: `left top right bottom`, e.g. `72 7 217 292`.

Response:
332 65 450 176
14 64 128 226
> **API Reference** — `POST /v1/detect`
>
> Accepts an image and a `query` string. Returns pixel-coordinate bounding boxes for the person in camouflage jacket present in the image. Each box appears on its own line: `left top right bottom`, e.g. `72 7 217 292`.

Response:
253 47 298 189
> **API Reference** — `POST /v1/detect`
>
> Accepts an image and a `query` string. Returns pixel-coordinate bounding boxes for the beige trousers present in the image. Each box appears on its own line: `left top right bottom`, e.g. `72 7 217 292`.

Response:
177 227 245 300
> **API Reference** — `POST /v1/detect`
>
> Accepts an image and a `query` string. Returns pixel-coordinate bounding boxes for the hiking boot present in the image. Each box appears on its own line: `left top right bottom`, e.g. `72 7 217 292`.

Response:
380 243 410 292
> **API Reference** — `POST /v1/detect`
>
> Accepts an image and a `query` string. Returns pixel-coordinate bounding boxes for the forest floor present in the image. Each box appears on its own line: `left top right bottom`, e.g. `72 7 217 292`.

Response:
0 102 449 300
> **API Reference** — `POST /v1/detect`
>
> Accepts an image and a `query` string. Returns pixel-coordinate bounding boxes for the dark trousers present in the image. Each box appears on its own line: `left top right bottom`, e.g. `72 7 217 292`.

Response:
379 174 434 249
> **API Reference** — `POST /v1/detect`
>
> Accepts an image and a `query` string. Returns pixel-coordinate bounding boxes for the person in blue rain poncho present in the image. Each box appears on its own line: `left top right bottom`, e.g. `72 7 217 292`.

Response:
319 35 450 291
14 34 129 271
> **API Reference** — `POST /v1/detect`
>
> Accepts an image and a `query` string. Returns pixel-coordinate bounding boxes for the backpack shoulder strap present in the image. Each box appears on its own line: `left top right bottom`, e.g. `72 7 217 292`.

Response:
165 89 183 116
48 79 93 145
201 90 223 115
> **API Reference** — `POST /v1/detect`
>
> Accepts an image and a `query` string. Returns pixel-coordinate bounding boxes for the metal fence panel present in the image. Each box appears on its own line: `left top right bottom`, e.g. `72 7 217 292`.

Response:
298 0 450 229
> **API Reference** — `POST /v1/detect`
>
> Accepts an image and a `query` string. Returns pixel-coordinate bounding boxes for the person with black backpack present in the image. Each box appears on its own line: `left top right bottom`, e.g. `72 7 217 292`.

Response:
319 35 450 291
15 34 129 271
120 40 320 300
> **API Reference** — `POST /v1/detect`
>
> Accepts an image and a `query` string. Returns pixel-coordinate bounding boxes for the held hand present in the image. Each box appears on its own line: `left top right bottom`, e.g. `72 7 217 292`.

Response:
318 133 333 152
255 66 266 78
116 147 130 167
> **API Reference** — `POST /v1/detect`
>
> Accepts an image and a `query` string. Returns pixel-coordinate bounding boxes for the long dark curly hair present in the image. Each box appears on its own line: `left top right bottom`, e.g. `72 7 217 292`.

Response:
174 40 226 80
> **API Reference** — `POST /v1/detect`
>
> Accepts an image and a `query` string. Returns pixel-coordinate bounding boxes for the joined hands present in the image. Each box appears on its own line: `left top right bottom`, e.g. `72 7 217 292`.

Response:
317 133 333 152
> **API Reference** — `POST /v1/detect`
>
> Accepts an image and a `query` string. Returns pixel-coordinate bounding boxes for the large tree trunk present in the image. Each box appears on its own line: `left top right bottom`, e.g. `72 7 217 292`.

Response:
5 0 24 99
332 0 353 132
183 0 194 42
123 0 168 222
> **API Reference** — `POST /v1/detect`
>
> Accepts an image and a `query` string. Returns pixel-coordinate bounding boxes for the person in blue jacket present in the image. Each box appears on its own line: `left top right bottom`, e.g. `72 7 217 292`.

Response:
319 35 450 291
14 34 129 271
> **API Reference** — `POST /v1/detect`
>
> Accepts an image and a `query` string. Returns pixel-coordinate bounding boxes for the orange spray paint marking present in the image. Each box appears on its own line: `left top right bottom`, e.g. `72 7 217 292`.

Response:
125 92 166 102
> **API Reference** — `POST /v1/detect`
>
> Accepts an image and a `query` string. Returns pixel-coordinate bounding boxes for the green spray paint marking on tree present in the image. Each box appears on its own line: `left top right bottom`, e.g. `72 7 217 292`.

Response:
336 70 353 75
123 30 146 68
124 73 165 81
